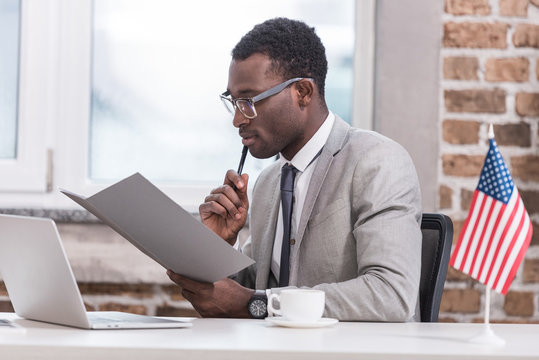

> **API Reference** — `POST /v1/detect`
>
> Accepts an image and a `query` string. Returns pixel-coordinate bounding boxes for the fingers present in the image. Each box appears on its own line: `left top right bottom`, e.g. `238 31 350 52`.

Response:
237 173 249 204
224 169 247 191
200 171 249 220
166 270 197 305
224 170 249 210
166 270 210 293
166 271 250 317
206 186 244 219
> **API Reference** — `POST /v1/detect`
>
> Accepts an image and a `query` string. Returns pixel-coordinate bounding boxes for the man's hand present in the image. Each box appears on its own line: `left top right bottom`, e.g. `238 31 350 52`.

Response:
166 270 254 318
199 170 249 245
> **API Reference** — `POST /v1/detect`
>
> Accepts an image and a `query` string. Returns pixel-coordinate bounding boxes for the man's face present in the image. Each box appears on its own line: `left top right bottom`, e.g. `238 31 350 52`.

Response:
226 53 305 160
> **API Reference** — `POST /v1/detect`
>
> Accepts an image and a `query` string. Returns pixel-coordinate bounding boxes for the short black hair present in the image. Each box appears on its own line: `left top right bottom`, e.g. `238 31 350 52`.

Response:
232 17 328 97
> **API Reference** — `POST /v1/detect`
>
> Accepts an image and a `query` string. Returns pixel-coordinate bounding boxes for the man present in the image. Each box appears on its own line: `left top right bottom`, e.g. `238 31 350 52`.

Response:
167 17 422 321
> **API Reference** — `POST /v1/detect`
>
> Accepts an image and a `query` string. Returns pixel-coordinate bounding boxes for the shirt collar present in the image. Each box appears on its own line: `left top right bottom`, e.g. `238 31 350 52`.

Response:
279 112 335 172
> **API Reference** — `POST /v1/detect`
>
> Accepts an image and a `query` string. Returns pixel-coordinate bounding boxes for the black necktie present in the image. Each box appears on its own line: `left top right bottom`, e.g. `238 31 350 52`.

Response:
279 164 299 287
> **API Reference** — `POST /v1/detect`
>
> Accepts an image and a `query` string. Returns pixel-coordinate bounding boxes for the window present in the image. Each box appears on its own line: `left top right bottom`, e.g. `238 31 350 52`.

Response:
90 0 355 183
0 0 19 160
0 0 48 194
0 0 374 210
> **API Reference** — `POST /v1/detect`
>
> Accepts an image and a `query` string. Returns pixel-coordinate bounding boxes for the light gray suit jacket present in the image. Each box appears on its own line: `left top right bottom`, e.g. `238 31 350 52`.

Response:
235 116 422 321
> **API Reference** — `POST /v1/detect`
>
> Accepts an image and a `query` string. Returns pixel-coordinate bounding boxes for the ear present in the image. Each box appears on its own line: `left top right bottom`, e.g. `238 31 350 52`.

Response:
295 79 314 108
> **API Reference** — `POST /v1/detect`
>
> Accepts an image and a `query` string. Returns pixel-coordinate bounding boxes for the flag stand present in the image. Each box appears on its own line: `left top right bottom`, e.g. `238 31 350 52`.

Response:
468 287 505 346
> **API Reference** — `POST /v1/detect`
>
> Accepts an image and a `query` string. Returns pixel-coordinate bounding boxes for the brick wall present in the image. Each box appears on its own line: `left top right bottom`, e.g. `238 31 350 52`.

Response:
440 0 539 322
0 280 200 318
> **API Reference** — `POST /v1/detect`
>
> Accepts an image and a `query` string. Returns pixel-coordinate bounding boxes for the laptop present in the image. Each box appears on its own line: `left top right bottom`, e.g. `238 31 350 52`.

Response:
0 214 192 330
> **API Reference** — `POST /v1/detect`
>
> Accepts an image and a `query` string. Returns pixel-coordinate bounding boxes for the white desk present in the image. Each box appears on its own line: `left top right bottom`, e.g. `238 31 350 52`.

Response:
1 313 538 359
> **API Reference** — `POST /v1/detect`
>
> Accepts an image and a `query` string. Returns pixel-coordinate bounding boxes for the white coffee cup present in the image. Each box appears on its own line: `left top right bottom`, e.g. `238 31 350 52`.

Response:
268 289 325 322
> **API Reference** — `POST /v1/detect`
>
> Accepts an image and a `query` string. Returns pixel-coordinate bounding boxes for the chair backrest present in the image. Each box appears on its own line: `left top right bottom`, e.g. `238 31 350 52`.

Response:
419 213 453 322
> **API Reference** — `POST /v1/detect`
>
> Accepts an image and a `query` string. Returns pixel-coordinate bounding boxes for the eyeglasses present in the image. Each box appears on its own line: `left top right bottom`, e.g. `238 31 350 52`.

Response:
219 77 311 119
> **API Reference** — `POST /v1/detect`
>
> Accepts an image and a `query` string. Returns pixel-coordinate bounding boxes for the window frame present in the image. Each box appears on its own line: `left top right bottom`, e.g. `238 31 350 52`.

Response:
0 0 49 194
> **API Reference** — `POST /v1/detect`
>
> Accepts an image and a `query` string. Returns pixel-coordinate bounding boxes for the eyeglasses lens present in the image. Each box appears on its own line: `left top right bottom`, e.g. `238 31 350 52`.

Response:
237 100 256 118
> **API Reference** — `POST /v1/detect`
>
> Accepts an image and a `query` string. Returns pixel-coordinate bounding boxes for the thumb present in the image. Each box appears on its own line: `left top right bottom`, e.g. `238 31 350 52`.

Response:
238 173 249 204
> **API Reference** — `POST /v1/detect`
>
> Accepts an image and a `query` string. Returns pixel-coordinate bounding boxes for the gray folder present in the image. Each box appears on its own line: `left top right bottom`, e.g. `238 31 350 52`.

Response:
61 173 254 283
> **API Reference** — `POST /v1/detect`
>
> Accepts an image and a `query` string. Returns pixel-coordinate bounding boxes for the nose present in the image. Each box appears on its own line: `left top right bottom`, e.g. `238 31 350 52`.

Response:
232 110 251 128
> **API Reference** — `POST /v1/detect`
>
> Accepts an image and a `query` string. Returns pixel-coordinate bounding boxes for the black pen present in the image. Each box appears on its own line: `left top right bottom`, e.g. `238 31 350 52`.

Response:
237 145 248 175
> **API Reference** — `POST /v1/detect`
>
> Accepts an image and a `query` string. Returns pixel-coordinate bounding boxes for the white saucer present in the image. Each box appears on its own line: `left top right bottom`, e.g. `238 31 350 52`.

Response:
265 317 338 328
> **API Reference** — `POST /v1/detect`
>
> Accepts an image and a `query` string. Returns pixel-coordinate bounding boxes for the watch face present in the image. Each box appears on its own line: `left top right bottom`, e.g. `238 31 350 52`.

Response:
249 299 267 318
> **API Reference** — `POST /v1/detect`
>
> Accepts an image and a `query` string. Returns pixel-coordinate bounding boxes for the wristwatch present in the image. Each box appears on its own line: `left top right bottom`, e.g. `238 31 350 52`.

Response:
247 290 268 319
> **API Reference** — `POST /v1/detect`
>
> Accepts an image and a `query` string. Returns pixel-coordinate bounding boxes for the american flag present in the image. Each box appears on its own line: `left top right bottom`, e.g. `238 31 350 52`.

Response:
450 131 533 295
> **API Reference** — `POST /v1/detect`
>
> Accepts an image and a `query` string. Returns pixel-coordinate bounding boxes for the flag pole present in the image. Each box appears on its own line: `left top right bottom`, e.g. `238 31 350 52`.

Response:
469 285 505 346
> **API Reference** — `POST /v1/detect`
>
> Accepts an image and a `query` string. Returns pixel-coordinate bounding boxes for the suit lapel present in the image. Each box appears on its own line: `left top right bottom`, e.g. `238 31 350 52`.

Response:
293 116 351 264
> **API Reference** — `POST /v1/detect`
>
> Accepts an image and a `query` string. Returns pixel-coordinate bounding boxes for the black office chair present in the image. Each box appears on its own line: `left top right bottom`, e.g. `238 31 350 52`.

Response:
419 213 453 322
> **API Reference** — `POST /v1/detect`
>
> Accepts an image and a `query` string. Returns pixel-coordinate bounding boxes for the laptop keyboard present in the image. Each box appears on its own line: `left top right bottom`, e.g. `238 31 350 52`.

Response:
88 315 126 324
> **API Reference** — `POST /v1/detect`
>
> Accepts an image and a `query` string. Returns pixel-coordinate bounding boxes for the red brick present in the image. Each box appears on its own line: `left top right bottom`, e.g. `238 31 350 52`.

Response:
443 57 479 80
444 22 508 48
451 219 466 245
499 0 529 16
84 303 96 311
504 291 534 316
531 222 539 246
523 259 539 283
439 185 453 209
0 301 14 312
98 303 147 315
520 190 539 215
445 0 491 14
485 58 529 82
443 119 480 144
493 123 531 147
78 283 154 299
438 316 458 323
461 188 475 210
511 155 539 182
442 154 485 177
156 305 200 318
513 24 539 48
162 285 187 302
440 288 481 313
472 318 539 324
446 266 475 281
444 89 506 113
516 92 539 116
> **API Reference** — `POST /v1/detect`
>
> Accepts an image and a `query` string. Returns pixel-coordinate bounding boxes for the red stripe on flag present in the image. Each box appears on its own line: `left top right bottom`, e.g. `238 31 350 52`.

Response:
450 191 480 268
491 204 526 291
460 193 488 272
501 222 533 294
469 197 496 275
484 198 520 285
476 203 505 281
